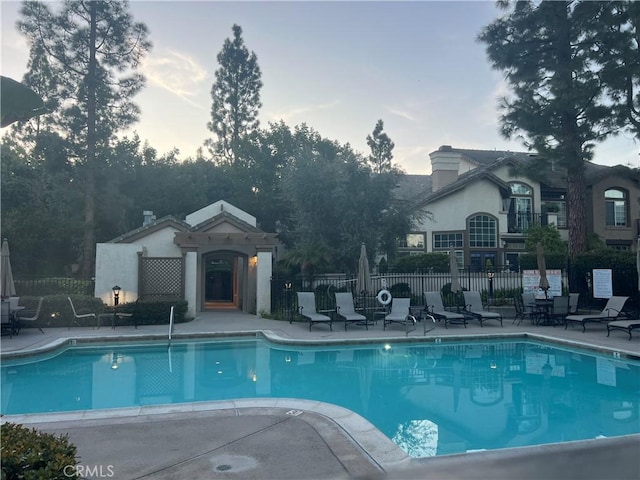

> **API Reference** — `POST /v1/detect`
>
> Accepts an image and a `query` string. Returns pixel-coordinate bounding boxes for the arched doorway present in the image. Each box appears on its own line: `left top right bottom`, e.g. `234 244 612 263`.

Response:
203 252 241 308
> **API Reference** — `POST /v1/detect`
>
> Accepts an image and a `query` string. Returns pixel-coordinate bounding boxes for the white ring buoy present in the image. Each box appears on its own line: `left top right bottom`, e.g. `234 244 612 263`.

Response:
376 289 392 305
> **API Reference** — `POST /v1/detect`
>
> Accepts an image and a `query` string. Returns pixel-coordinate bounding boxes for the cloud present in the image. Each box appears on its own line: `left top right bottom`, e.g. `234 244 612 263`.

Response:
267 100 340 123
141 49 208 109
387 107 419 122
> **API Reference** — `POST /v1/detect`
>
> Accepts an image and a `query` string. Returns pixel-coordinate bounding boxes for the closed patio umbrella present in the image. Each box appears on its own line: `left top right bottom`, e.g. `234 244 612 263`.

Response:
1 76 46 128
449 245 461 294
1 238 16 298
357 243 371 294
536 242 550 298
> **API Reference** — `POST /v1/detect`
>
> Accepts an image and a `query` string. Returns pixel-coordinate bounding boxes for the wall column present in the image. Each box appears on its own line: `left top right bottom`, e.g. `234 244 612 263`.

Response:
256 250 273 315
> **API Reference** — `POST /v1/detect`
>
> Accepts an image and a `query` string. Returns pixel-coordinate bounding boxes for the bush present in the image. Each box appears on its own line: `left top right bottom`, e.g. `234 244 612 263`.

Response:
391 253 450 273
110 299 190 326
389 282 411 298
1 422 79 479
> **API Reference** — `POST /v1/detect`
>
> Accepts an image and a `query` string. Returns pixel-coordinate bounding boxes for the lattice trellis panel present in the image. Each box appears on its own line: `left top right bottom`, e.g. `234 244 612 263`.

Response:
140 257 183 300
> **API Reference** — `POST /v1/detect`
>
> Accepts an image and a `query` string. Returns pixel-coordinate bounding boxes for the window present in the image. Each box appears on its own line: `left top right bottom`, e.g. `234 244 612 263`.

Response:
433 232 463 249
508 182 533 232
605 189 627 226
398 233 425 249
469 214 497 248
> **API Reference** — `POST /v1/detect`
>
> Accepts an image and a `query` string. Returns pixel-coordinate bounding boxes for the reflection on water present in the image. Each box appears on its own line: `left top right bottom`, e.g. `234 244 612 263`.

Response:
2 339 639 457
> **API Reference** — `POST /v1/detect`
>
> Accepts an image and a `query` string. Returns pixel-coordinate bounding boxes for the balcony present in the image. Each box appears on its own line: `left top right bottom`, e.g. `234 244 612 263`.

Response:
507 213 545 233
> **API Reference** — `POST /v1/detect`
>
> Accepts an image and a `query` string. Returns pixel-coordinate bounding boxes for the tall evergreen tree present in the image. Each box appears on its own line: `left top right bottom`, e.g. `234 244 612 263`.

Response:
366 119 395 174
591 1 639 136
478 1 622 257
207 24 262 164
17 0 151 277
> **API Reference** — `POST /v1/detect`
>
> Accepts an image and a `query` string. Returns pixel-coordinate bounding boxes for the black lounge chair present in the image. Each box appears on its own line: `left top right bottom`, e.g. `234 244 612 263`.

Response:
424 291 466 328
335 292 368 330
296 292 332 331
462 291 503 327
383 298 416 334
606 319 640 340
564 296 628 332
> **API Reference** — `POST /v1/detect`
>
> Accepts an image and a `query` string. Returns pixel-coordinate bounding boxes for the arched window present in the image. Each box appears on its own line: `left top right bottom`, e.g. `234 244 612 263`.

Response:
605 189 627 226
509 182 533 232
469 214 497 248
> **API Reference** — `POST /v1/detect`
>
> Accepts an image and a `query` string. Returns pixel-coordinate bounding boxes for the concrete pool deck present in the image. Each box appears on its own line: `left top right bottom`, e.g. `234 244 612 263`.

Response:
2 308 639 479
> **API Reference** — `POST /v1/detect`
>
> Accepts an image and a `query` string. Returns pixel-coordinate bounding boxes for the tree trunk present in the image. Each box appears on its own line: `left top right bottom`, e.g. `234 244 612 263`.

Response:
81 2 98 279
554 1 588 257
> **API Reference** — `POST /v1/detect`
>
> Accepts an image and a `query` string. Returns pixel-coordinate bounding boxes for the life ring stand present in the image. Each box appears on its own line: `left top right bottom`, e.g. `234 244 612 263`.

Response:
376 289 392 306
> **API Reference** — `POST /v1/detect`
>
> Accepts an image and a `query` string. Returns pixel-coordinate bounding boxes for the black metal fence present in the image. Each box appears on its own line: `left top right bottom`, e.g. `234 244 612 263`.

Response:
14 276 95 297
271 268 569 319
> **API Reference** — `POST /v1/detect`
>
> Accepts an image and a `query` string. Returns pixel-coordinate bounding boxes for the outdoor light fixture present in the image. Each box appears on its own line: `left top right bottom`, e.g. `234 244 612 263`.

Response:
112 285 121 306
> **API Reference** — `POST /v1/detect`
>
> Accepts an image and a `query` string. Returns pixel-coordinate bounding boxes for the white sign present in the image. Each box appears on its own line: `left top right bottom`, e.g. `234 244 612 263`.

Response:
523 270 562 299
592 269 613 299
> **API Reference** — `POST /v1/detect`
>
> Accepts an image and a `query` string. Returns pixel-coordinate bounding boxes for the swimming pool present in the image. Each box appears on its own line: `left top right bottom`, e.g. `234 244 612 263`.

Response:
2 336 639 457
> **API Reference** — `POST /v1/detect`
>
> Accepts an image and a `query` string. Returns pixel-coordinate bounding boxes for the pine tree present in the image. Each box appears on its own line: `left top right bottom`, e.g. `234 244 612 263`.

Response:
366 119 395 174
17 0 151 277
478 1 624 257
207 24 263 164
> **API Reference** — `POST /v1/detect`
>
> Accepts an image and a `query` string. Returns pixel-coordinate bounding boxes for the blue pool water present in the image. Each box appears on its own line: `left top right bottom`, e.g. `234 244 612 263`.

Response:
2 338 639 457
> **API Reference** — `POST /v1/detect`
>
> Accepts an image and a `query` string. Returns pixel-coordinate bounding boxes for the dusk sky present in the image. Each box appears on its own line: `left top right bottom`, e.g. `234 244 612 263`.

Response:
2 1 638 174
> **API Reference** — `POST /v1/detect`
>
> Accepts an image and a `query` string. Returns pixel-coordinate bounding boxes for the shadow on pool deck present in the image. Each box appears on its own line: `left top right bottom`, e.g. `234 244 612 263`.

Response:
2 307 639 479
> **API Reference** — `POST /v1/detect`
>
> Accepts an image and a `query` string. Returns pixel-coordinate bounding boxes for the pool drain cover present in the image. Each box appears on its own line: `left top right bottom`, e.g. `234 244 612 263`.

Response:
216 464 232 471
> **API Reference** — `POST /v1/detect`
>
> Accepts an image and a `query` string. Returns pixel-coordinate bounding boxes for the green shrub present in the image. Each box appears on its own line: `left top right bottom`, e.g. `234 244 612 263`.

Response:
115 299 190 326
391 253 450 273
1 422 79 479
389 282 411 298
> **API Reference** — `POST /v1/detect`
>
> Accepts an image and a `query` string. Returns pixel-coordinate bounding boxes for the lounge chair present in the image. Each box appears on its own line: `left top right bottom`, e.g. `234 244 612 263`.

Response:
16 297 44 333
569 293 580 314
607 319 640 340
68 296 98 329
335 292 368 330
424 291 466 328
296 292 332 331
383 298 416 333
564 296 629 332
462 291 503 327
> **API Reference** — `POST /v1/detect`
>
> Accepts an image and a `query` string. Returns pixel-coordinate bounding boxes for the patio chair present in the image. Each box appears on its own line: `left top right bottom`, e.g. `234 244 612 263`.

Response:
16 297 44 333
335 292 368 330
68 296 98 329
565 296 628 332
462 291 503 327
1 300 15 337
521 292 540 324
548 296 570 326
424 291 466 328
383 298 416 333
296 292 332 331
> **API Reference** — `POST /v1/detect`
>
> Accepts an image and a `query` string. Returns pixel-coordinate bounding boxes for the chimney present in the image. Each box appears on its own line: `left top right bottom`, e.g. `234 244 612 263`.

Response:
430 145 460 192
142 210 156 226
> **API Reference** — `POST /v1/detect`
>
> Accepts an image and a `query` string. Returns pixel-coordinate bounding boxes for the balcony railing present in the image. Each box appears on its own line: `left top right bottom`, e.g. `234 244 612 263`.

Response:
507 213 544 233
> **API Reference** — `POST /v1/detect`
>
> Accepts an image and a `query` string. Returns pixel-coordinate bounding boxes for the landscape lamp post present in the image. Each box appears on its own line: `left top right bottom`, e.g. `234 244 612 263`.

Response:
487 271 495 304
112 285 121 306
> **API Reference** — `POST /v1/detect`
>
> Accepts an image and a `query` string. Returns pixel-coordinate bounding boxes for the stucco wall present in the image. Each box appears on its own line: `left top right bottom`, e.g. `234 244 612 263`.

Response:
185 200 256 228
256 251 272 315
588 176 639 246
95 243 143 306
136 228 182 257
